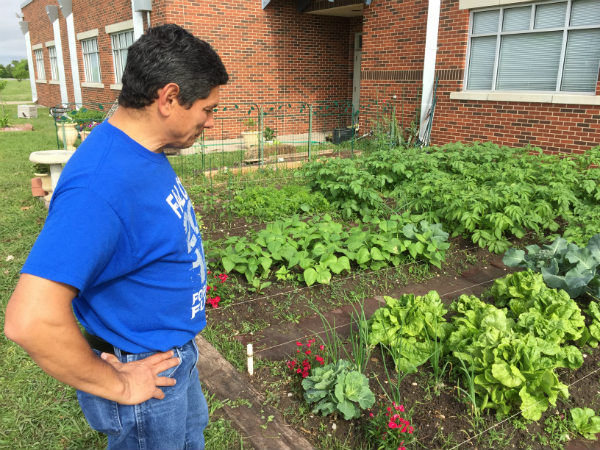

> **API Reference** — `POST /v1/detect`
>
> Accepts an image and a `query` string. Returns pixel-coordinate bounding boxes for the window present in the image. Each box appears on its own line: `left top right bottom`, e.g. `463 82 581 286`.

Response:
34 49 45 80
110 30 133 84
466 0 600 93
48 46 59 81
81 38 101 83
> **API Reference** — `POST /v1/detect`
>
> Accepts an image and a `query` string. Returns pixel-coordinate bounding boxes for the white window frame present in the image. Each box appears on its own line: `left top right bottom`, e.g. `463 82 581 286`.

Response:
110 29 134 84
464 0 600 94
48 46 59 81
81 37 101 83
34 49 45 81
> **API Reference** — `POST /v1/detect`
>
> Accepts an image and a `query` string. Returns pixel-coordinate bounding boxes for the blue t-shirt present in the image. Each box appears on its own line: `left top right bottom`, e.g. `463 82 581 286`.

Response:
22 121 207 353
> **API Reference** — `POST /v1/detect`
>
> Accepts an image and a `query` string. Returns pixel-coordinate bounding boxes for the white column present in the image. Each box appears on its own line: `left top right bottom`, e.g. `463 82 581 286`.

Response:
131 0 144 40
19 21 37 103
418 0 441 146
46 5 69 105
58 0 82 107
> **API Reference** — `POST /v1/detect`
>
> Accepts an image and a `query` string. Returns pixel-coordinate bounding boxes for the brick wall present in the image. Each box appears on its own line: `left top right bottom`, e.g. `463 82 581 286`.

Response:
165 0 357 139
21 0 599 153
359 0 427 135
359 0 599 154
25 0 63 107
23 0 357 140
22 0 132 109
71 0 132 106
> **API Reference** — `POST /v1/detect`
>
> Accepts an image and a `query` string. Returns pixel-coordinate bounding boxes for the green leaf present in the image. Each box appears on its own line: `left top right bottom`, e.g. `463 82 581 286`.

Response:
370 247 385 261
571 407 600 440
304 268 317 286
503 248 525 268
316 268 332 285
222 256 235 273
356 247 370 265
491 362 525 388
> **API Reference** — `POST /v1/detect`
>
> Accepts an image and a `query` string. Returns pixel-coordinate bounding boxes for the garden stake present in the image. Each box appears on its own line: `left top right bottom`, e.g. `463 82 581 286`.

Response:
247 343 254 376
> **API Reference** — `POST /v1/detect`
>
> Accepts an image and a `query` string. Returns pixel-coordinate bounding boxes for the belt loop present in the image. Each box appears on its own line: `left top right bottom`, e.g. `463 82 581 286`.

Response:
113 347 128 361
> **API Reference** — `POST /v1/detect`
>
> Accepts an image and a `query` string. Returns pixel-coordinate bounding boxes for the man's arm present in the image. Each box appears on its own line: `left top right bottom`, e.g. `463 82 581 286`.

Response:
4 274 179 405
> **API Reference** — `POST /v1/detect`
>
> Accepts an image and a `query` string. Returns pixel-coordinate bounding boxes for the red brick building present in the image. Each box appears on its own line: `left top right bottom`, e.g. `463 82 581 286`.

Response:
19 0 600 153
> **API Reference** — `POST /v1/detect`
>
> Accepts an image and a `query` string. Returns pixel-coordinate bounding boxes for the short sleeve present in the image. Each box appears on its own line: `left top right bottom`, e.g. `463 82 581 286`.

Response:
22 188 124 292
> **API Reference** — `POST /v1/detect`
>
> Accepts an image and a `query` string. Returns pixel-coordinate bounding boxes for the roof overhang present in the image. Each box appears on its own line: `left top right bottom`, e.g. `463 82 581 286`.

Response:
308 2 364 17
263 0 371 15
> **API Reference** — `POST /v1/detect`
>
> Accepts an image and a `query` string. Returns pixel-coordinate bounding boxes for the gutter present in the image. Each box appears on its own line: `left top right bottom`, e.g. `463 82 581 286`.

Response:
418 0 441 146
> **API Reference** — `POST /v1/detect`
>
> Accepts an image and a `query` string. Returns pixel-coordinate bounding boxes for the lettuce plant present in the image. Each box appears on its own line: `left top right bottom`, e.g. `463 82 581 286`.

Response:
448 273 586 421
570 407 600 440
301 359 375 420
368 292 452 373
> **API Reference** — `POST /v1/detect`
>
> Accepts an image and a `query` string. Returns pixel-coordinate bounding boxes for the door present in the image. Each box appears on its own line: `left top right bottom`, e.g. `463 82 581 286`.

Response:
352 33 362 125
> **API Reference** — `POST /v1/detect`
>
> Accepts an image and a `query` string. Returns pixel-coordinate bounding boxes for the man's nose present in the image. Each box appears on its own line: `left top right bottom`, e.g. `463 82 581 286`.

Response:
203 115 215 129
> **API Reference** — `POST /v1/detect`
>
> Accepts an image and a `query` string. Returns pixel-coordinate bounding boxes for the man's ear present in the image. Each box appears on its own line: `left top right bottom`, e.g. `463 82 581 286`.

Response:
156 83 181 117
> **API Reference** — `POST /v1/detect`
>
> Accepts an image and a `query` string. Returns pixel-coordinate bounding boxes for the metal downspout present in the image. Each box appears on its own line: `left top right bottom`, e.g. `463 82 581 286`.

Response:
418 0 441 146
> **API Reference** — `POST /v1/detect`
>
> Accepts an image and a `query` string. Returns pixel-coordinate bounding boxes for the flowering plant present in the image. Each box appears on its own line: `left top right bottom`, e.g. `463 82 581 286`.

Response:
365 401 415 450
286 338 326 378
206 270 229 308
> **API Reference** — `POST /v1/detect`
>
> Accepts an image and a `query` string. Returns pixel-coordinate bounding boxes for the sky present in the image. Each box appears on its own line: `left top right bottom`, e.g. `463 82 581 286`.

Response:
0 0 27 65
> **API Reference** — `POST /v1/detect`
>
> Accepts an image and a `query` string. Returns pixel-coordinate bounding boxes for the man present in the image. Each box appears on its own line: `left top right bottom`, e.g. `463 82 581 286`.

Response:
4 24 228 449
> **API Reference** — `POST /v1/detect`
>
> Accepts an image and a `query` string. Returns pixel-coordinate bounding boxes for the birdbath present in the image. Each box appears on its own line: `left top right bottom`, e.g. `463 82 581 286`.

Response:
29 150 75 194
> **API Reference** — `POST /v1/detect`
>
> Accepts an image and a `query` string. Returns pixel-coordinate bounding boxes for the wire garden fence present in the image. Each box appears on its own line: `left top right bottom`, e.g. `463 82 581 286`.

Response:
50 98 419 189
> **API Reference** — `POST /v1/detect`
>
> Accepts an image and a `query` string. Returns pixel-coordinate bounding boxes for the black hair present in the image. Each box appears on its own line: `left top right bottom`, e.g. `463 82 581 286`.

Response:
118 24 228 109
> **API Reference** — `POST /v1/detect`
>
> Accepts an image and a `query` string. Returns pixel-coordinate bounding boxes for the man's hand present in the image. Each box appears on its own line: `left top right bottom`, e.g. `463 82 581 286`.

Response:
100 351 180 405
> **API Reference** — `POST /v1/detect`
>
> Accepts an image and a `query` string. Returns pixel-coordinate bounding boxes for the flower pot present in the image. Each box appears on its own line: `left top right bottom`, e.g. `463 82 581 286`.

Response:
80 129 90 141
57 122 79 150
34 172 52 192
241 131 259 149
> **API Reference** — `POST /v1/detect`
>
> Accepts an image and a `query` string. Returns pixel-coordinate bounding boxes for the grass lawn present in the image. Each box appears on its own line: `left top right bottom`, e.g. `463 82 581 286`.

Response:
0 106 245 449
0 79 33 103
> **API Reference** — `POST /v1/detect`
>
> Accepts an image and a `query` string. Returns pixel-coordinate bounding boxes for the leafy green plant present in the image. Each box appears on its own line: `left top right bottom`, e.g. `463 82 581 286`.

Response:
301 143 600 253
302 359 375 420
0 80 9 128
578 301 600 347
227 184 331 221
263 126 276 141
0 113 9 128
448 274 585 421
570 407 600 440
503 234 600 298
211 213 449 288
489 270 586 344
368 292 452 373
243 117 256 131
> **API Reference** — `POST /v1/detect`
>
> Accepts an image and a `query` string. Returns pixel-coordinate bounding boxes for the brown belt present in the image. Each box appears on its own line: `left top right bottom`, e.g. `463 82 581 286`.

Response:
82 330 132 356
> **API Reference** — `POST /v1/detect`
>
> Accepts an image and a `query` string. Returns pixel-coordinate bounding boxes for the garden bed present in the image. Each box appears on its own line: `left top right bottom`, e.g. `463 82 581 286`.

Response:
177 143 600 449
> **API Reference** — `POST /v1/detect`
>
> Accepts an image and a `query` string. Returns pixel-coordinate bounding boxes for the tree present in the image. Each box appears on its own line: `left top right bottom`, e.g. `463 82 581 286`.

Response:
0 65 8 78
12 60 29 81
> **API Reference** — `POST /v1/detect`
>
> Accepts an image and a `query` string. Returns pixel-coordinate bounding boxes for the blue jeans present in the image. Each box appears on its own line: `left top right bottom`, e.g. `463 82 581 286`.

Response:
77 340 208 450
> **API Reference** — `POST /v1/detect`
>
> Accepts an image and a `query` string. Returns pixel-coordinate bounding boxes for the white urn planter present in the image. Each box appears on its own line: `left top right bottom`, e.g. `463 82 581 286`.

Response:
57 122 79 150
241 130 259 149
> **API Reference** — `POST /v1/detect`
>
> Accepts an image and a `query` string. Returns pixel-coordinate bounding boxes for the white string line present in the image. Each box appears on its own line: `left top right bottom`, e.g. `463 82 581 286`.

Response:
214 243 482 313
252 274 500 355
449 364 600 450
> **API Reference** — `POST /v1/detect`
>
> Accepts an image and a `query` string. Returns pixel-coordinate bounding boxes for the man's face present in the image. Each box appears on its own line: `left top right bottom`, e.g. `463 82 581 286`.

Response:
168 86 220 149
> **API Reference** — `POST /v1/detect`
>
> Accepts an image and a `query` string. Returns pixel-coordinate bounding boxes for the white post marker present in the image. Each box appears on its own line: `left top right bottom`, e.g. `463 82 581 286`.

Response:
247 343 254 376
